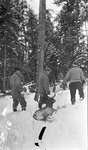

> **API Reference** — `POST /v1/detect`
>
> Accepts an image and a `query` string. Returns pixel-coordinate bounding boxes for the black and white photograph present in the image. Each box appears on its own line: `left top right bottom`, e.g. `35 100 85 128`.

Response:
0 0 87 149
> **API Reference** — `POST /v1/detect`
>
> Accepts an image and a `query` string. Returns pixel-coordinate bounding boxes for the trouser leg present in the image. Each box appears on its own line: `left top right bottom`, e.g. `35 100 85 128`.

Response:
69 83 76 104
38 96 45 109
38 100 43 109
77 82 84 99
47 97 55 108
13 98 19 111
19 95 27 110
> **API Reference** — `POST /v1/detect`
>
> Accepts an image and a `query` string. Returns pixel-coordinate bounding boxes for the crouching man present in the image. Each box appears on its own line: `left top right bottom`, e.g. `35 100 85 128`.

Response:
10 68 27 112
38 66 55 109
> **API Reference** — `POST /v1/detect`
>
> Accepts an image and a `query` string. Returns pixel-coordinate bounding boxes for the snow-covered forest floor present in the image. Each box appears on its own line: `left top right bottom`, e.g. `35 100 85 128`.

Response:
0 82 87 150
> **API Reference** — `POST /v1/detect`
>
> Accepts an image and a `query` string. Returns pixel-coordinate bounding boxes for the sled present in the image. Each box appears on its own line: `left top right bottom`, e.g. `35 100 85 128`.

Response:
33 107 57 122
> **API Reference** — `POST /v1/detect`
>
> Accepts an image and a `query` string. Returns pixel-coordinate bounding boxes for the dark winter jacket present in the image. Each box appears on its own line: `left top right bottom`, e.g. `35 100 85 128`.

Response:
63 66 85 84
39 72 50 97
10 71 24 98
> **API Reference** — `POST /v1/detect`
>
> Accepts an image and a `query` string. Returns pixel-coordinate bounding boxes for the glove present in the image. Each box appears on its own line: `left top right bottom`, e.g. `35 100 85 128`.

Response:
21 91 25 96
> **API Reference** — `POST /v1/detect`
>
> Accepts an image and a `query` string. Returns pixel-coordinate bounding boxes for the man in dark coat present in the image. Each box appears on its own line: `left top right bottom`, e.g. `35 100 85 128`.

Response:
38 67 55 109
63 63 85 105
10 68 27 112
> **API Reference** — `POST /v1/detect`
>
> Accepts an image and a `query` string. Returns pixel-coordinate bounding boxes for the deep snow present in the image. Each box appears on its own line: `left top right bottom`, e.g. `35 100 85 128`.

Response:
0 83 87 150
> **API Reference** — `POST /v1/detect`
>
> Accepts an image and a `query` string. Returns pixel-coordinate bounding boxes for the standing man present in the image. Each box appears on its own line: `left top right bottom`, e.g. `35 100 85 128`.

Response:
38 67 55 109
63 63 85 105
10 67 27 112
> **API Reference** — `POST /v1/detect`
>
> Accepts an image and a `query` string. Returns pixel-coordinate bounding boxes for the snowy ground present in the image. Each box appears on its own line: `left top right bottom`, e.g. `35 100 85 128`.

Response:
0 83 87 150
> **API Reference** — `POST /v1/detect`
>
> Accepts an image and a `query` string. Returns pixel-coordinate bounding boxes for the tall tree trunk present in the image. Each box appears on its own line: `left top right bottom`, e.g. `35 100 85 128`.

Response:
3 31 7 92
38 0 46 73
34 0 46 101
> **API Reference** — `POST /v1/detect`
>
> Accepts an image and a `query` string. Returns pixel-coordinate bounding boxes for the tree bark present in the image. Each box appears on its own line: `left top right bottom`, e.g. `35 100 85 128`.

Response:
3 31 7 92
35 0 46 101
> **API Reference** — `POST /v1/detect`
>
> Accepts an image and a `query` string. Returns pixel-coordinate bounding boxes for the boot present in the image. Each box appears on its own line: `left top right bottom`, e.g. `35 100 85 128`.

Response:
13 108 17 112
22 107 26 111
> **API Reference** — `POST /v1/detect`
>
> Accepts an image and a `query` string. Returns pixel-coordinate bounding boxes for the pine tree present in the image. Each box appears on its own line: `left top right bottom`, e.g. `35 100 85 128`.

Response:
0 0 19 91
54 0 88 75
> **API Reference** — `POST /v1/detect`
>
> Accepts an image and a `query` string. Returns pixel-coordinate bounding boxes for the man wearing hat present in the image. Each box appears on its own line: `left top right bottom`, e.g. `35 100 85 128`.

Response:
62 63 85 105
10 67 27 112
38 66 55 109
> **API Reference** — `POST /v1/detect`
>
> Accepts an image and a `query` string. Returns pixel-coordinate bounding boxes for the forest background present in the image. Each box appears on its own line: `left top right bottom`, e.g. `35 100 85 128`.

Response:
0 0 87 91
